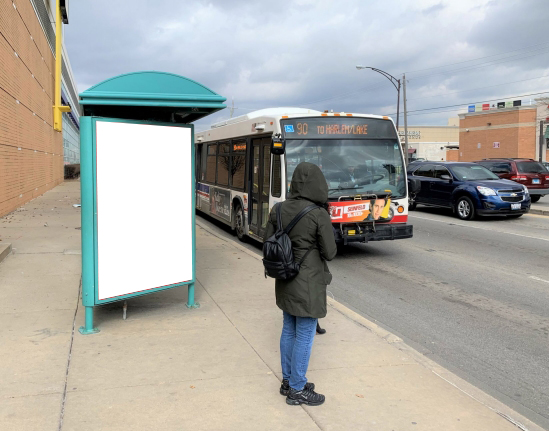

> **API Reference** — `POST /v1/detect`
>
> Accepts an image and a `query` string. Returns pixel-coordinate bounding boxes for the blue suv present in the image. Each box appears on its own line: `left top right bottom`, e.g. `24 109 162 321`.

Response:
407 162 531 220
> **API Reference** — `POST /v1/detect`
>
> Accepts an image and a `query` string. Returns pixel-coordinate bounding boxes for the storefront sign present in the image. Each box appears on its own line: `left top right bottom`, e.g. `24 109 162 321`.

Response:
398 130 421 139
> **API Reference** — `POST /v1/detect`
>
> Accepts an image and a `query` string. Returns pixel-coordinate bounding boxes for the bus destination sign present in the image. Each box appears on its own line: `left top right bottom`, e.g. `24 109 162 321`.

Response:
281 117 397 140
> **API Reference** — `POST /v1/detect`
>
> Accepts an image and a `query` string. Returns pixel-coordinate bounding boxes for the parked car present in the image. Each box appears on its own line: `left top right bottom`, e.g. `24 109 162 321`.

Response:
407 161 530 220
474 158 549 203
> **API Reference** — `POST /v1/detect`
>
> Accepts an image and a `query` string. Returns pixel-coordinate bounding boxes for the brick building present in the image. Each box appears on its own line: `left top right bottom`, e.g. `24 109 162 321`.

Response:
0 0 79 218
458 102 548 163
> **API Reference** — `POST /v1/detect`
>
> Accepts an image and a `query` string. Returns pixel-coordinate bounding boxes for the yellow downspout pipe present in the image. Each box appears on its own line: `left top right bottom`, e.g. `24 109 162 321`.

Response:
53 0 70 131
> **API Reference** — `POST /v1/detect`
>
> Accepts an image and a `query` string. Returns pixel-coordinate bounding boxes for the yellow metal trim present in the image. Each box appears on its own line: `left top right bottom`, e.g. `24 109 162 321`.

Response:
53 0 70 131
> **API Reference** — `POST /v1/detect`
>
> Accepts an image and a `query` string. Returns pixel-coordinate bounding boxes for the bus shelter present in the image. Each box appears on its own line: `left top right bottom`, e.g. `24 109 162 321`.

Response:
78 71 226 334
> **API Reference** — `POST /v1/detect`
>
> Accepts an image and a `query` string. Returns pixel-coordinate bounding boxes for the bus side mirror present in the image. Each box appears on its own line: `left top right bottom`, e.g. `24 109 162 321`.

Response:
271 134 286 155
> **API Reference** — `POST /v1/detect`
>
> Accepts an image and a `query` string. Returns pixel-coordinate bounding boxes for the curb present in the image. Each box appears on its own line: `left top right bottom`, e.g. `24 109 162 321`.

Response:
0 243 12 264
196 218 544 431
529 208 549 216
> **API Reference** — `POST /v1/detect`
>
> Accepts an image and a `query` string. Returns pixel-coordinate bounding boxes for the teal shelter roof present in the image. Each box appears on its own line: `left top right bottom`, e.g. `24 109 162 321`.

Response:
79 71 226 123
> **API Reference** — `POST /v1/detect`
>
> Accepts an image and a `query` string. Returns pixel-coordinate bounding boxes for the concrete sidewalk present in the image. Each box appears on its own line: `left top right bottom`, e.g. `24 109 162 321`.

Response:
0 181 544 431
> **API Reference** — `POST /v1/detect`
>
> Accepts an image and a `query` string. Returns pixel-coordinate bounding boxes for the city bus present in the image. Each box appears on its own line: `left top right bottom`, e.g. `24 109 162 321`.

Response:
195 107 413 245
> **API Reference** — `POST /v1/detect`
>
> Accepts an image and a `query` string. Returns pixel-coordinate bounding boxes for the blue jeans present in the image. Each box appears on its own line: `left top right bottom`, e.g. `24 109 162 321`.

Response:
280 311 318 390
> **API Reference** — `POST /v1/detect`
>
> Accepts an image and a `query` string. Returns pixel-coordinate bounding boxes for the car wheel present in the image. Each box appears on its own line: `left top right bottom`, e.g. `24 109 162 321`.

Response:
530 195 541 203
507 214 523 219
233 204 246 242
455 196 475 220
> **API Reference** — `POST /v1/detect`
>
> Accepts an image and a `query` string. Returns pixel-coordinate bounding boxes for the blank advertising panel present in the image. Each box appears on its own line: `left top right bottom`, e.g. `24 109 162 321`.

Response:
95 121 193 301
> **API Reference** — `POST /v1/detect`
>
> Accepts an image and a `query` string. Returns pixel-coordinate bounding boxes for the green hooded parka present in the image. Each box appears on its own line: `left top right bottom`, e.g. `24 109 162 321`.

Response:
264 162 337 318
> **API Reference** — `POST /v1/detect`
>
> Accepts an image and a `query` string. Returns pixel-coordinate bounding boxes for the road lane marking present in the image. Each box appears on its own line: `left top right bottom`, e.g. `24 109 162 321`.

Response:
409 214 549 243
529 276 549 284
525 213 549 219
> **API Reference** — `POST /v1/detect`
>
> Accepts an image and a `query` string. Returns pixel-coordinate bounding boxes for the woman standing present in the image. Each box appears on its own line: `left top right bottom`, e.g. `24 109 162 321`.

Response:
265 162 337 406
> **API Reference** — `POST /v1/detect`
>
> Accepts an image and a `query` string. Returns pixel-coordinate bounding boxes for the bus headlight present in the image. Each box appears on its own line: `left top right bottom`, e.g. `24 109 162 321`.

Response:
382 208 394 221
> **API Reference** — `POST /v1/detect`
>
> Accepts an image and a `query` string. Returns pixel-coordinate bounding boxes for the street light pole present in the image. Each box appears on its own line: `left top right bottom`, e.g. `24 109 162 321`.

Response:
356 66 401 130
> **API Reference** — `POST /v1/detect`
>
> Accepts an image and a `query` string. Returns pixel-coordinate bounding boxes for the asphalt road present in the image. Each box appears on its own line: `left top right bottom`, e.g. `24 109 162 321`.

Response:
197 208 549 429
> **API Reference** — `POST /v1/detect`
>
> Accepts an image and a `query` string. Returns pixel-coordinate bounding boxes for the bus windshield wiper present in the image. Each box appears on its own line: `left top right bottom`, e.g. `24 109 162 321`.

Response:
329 187 358 192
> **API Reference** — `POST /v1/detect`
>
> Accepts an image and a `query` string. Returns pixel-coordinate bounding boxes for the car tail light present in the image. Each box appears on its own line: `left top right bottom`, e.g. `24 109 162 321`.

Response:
545 176 549 181
511 175 528 181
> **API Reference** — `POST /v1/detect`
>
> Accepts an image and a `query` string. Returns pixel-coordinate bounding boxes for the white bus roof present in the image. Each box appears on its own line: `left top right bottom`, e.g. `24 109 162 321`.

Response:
211 107 322 128
196 107 393 143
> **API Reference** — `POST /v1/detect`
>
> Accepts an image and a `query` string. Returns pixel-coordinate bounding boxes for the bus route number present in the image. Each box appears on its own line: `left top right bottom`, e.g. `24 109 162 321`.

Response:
297 122 308 135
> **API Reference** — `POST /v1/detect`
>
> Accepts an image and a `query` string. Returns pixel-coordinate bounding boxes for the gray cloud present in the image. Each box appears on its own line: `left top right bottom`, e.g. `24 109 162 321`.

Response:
64 0 549 130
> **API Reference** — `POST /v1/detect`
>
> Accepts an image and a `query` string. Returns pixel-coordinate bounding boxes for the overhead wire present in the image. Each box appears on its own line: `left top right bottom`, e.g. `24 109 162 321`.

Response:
403 41 549 75
409 74 549 102
384 91 549 118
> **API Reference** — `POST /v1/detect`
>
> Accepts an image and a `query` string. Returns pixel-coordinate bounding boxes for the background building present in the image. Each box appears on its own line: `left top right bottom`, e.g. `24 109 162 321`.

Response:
398 118 459 162
458 99 548 163
0 0 79 218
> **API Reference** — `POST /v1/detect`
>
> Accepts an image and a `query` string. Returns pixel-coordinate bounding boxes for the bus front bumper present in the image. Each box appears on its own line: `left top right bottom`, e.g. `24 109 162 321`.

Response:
335 223 413 245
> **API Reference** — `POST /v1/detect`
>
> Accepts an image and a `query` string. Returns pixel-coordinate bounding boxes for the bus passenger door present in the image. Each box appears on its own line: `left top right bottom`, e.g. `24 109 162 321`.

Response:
249 137 271 239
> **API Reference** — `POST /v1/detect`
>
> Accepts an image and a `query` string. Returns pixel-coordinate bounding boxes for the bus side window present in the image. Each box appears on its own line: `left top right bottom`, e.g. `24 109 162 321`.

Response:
217 142 230 186
272 154 282 198
206 144 217 183
230 140 246 190
196 144 203 181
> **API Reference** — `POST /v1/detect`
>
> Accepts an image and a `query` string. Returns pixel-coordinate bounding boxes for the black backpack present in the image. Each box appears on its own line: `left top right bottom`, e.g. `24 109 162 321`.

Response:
262 202 320 280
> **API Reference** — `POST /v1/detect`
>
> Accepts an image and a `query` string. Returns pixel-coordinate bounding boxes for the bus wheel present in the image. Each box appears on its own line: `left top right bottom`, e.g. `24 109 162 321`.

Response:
234 204 246 241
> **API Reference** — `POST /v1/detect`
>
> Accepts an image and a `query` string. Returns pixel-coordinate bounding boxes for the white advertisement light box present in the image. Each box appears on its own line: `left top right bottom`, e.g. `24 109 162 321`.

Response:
95 120 193 300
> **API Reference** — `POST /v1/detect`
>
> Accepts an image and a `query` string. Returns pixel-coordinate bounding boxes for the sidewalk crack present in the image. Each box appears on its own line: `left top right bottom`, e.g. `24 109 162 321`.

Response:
57 277 81 431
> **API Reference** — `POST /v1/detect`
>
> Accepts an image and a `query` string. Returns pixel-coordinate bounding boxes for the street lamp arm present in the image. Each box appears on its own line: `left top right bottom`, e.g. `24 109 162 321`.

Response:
367 67 400 91
356 66 400 91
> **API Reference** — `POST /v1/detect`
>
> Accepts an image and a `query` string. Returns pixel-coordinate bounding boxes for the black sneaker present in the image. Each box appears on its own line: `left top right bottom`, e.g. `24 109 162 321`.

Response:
286 387 325 406
316 322 326 334
280 379 315 396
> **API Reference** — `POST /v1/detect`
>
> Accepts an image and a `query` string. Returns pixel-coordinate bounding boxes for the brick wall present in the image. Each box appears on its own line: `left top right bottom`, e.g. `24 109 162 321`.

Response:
0 0 63 217
458 108 537 162
446 149 459 161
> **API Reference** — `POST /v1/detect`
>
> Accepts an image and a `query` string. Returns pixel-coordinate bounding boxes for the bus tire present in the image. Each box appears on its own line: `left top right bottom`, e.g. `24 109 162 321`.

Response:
234 203 246 242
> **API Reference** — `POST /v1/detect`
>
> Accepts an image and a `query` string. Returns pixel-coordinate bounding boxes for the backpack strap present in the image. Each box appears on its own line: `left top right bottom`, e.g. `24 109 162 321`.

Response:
275 203 284 234
297 244 316 266
283 204 320 234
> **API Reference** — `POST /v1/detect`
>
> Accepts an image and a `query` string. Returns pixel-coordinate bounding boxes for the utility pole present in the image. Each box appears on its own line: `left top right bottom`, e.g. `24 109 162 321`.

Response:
229 97 235 118
540 120 545 162
402 73 409 165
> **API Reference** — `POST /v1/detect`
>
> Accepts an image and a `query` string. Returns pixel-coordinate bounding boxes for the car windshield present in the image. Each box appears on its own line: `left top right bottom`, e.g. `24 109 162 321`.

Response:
285 139 406 198
516 161 546 174
451 165 500 181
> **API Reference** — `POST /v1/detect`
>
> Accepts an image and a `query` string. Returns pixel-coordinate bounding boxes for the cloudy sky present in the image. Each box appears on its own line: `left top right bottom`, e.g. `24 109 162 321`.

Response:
64 0 549 130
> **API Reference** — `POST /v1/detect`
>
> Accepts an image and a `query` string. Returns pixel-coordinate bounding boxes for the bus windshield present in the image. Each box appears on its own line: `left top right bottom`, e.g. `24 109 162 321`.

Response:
285 139 406 199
